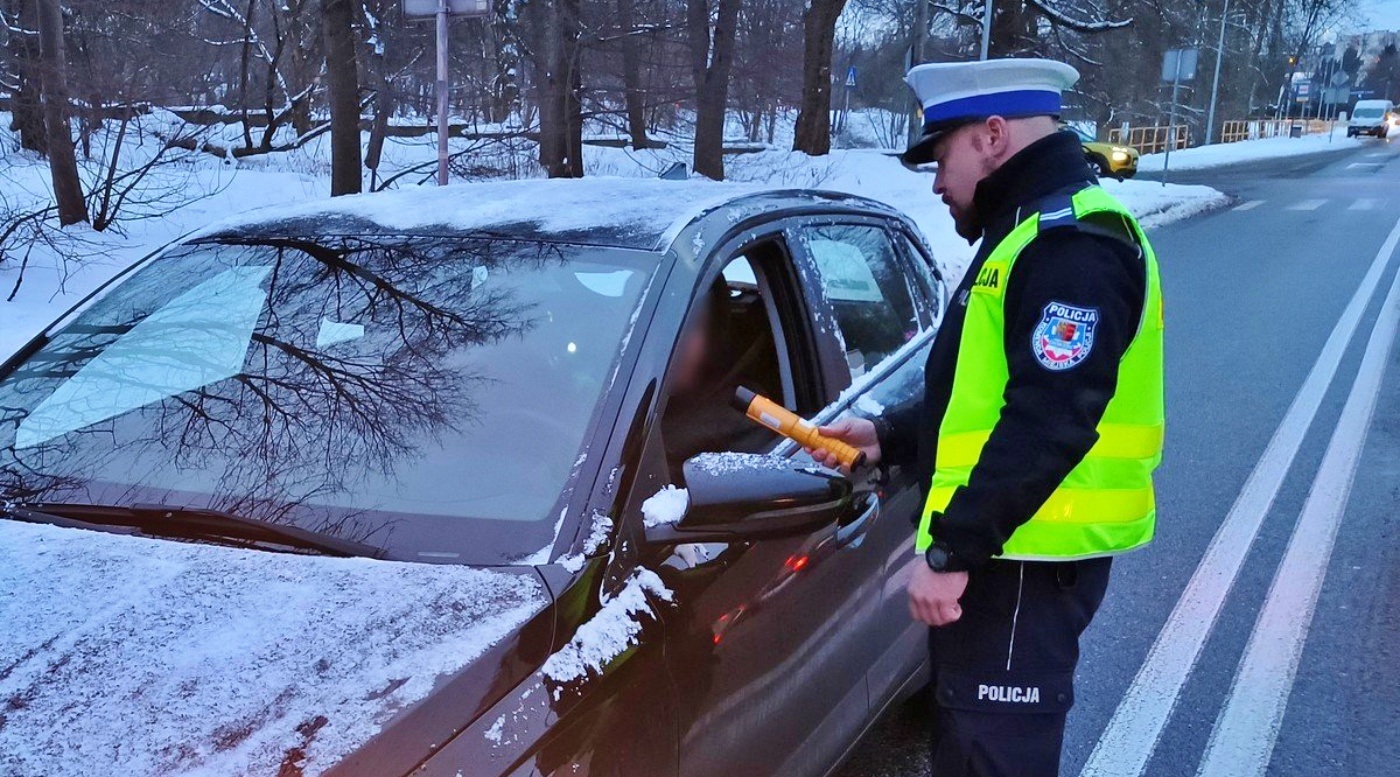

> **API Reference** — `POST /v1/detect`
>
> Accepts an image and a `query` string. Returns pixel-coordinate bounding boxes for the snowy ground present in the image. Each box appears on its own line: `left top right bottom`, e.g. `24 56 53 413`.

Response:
1137 130 1372 172
0 113 1232 362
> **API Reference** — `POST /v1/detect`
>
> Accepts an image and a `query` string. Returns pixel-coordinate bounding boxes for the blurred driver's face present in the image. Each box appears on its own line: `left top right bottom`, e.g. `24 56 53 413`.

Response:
932 122 998 241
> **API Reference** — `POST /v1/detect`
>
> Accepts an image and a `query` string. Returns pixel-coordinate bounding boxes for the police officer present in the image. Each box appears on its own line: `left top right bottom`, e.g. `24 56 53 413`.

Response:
810 59 1164 775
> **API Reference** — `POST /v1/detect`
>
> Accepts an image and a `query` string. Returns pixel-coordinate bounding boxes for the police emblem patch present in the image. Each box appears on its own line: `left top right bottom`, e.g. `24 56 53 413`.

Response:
1032 301 1098 371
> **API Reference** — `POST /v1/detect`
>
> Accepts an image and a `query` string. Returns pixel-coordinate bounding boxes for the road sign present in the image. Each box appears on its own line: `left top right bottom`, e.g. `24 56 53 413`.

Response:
403 0 489 17
846 67 857 88
1161 48 1199 83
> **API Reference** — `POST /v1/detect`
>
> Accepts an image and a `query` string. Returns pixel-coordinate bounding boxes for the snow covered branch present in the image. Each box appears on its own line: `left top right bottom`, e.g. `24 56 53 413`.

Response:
1029 0 1132 33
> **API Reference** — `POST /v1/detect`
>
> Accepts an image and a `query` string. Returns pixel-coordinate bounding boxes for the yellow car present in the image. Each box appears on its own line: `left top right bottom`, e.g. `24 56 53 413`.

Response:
1067 125 1139 180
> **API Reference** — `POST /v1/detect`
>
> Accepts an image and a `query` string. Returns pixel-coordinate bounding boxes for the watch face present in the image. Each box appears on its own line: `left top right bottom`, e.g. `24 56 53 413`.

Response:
926 545 950 571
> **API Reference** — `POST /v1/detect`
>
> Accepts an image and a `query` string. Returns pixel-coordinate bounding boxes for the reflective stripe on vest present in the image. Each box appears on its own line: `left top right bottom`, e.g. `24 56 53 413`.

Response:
917 186 1165 561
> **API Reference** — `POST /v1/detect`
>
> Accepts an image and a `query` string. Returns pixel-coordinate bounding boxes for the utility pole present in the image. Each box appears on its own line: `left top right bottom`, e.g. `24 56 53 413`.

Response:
980 0 994 60
434 0 451 185
1205 0 1230 145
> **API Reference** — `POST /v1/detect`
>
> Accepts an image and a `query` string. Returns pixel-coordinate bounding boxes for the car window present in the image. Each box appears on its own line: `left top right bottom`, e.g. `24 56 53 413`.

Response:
799 224 922 380
898 232 945 326
0 236 654 564
660 243 811 481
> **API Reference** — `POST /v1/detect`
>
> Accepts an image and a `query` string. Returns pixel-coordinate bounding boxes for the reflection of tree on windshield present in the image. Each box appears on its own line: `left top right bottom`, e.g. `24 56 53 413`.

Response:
0 236 557 545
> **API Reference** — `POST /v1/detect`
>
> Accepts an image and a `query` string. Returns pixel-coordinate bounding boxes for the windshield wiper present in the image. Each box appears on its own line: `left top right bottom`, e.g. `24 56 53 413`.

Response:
2 502 382 559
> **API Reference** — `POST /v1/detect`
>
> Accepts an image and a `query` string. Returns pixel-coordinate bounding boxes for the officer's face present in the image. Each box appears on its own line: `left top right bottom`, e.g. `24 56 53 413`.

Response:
931 121 1000 240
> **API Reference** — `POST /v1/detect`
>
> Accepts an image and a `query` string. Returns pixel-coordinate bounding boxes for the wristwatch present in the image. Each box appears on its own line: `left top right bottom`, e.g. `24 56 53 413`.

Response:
924 540 964 573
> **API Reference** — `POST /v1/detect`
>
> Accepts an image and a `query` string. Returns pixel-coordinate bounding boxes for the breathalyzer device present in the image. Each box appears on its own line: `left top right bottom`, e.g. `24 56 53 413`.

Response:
732 387 867 470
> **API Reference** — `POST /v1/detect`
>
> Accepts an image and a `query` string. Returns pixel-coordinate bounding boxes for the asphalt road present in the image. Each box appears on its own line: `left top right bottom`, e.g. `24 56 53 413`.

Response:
835 138 1400 777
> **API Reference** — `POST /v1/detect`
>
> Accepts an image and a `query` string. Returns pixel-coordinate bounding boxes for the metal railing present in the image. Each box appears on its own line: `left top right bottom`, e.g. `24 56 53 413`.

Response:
1219 119 1336 143
1107 125 1190 154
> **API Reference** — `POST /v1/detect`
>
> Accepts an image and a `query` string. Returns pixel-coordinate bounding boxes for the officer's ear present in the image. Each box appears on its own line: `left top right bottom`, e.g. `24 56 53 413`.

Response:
981 115 1013 158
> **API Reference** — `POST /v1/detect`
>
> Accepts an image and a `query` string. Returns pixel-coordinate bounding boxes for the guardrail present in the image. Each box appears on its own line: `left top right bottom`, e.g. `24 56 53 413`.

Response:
1219 119 1336 143
1107 125 1189 154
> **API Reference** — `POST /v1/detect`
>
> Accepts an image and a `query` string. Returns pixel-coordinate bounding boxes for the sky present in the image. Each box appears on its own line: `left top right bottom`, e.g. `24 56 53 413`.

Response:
1360 0 1400 31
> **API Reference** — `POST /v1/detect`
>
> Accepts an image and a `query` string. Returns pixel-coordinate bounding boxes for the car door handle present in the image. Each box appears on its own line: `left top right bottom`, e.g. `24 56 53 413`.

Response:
835 493 879 548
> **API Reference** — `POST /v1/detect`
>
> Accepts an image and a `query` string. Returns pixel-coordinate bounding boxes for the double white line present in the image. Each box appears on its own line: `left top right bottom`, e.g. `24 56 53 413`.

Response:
1081 214 1400 777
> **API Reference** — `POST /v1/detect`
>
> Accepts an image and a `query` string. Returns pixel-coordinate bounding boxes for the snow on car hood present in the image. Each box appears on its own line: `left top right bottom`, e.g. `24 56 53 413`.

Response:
0 521 547 777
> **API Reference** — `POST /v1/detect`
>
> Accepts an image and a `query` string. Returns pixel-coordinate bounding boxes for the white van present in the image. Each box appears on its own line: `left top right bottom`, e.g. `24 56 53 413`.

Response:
1347 99 1396 138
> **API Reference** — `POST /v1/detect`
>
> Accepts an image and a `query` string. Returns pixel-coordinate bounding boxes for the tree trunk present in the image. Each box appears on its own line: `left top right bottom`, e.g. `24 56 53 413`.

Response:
8 0 47 154
617 0 652 149
239 0 256 150
490 0 522 125
322 0 362 195
793 0 847 156
36 0 85 225
533 0 583 178
687 0 742 180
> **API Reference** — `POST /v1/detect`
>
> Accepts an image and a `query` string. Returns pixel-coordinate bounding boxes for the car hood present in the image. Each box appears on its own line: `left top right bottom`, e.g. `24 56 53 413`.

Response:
0 521 549 777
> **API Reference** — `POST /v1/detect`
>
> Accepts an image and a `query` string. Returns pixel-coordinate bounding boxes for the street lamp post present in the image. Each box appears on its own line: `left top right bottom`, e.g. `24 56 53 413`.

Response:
1205 0 1230 145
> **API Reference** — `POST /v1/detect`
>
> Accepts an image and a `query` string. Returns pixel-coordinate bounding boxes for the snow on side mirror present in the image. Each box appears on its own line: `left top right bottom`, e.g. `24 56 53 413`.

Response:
641 453 853 545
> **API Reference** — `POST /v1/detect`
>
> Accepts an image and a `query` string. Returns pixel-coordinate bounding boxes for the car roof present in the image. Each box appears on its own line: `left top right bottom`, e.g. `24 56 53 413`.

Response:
191 177 909 252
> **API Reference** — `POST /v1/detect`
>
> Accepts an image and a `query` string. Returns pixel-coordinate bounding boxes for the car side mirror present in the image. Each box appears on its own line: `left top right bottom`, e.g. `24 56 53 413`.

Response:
642 453 854 545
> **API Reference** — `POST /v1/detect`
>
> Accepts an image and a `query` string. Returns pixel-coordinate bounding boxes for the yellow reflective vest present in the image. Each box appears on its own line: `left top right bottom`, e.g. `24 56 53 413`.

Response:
918 186 1164 561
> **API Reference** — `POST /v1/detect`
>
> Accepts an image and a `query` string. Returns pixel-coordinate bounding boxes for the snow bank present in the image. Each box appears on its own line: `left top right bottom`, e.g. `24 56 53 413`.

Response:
0 521 546 777
1098 178 1231 229
1137 132 1363 172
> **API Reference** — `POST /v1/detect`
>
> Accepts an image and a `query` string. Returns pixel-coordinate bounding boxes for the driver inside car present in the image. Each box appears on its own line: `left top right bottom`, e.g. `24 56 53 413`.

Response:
661 278 775 482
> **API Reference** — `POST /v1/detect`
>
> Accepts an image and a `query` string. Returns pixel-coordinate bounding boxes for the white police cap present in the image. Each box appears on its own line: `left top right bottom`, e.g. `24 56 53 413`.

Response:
902 58 1079 165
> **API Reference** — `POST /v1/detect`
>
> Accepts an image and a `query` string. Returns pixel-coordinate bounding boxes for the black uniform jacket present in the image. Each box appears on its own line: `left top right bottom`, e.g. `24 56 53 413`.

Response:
877 130 1147 570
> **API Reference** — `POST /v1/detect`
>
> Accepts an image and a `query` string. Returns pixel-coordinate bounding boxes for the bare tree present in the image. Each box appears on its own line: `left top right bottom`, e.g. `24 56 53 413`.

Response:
4 0 47 153
687 0 742 179
793 0 848 155
526 0 584 177
616 0 655 149
35 0 84 224
322 0 363 195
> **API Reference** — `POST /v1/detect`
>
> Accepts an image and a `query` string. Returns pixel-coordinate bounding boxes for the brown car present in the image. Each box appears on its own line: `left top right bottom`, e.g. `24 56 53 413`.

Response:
0 179 946 777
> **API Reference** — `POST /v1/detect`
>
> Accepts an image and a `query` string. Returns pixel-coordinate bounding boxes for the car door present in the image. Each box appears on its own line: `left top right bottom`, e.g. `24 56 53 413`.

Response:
633 223 888 777
784 217 947 714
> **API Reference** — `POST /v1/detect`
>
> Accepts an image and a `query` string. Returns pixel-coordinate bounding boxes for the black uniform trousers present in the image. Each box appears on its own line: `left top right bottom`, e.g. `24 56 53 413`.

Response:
928 557 1112 777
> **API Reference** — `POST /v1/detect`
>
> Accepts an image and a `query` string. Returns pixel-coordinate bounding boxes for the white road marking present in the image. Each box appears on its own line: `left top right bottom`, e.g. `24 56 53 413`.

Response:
1233 200 1264 211
1078 212 1400 777
1347 162 1384 169
1286 199 1327 210
1196 245 1400 777
1365 152 1389 158
1349 198 1381 211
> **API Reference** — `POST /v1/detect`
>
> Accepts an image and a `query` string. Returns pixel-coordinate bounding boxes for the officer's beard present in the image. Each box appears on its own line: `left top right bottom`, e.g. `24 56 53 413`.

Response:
951 202 982 243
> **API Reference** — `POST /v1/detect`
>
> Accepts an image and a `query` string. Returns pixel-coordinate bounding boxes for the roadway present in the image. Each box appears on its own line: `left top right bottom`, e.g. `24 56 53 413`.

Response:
835 137 1400 777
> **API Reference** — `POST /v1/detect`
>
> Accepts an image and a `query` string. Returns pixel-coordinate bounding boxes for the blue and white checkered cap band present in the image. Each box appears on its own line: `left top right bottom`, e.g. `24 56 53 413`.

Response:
923 89 1064 125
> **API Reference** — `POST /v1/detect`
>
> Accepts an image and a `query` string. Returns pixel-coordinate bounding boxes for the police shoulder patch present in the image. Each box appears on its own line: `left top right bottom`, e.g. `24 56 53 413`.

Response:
1031 301 1098 371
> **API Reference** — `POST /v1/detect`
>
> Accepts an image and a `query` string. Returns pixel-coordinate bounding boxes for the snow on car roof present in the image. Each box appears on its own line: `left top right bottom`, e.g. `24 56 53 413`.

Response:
0 521 547 777
194 177 768 250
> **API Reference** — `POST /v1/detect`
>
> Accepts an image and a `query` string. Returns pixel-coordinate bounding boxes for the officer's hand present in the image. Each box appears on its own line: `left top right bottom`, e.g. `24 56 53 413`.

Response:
807 417 882 472
907 563 968 627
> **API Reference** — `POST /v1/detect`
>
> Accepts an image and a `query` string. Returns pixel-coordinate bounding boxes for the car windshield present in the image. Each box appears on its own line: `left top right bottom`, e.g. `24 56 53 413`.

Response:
1354 107 1385 119
0 234 653 564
